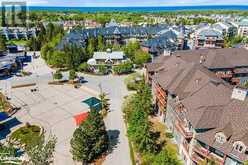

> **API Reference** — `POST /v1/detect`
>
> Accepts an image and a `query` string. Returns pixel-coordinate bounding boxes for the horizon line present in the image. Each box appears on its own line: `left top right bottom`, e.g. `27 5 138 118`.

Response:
26 5 248 7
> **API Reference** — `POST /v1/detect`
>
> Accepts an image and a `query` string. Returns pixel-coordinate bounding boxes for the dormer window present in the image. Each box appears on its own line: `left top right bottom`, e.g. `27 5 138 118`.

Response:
215 132 226 144
233 141 246 153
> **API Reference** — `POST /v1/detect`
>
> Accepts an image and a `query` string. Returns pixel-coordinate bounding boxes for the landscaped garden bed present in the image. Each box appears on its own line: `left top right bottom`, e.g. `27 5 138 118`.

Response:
0 93 14 114
9 123 44 149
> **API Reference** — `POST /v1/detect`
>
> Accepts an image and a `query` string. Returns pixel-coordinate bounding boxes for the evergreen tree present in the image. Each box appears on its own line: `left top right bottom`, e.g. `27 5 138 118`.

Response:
97 35 104 51
70 108 109 163
87 38 96 58
0 35 7 51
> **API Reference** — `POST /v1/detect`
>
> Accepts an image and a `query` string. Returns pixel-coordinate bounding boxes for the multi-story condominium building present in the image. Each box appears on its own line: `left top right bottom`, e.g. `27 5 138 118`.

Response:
212 22 237 37
236 19 248 37
145 52 248 165
0 27 36 41
146 48 248 86
194 27 224 49
57 23 186 56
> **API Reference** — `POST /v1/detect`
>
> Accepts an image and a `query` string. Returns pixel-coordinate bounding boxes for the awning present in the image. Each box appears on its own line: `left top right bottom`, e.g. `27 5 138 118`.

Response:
0 112 9 122
74 112 89 126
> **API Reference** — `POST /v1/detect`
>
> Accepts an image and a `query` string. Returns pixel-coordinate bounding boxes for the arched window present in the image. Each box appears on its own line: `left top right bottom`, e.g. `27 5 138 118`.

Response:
233 141 246 153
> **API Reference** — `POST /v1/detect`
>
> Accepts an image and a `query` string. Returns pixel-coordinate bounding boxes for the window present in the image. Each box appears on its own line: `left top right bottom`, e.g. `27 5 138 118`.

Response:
216 135 225 144
215 132 226 144
234 142 246 153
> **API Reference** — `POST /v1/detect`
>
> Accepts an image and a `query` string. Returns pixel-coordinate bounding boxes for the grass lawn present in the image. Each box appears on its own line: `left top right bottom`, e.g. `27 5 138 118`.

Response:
149 116 178 152
10 124 43 148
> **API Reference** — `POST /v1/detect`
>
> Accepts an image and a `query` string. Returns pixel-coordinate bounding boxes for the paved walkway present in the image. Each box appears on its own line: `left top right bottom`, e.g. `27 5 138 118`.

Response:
0 56 131 165
81 74 131 165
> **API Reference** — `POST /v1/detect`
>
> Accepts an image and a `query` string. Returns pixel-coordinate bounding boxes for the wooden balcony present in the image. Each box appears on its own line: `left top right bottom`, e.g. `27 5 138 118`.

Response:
193 145 225 165
155 84 167 100
191 152 205 164
209 152 225 165
231 77 240 84
216 72 233 78
175 120 193 139
193 145 209 157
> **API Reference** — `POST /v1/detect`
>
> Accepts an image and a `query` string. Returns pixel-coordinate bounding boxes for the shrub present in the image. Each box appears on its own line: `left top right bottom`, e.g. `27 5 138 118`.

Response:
78 62 89 72
124 72 142 91
53 70 63 80
113 61 133 75
98 65 107 75
69 69 77 80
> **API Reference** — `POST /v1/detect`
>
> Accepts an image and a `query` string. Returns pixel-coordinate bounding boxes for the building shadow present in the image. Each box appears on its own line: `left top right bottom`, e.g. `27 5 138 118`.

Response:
107 129 120 154
0 117 22 140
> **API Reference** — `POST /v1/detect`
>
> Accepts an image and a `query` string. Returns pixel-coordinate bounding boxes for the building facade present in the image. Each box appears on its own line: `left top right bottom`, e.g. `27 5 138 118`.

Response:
146 49 248 165
194 27 224 49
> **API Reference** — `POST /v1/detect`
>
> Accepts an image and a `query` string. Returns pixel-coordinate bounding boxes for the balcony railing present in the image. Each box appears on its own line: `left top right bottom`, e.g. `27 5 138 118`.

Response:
175 120 193 138
209 152 225 164
155 85 167 100
216 72 233 78
193 145 209 157
231 77 240 83
193 145 225 165
191 152 205 164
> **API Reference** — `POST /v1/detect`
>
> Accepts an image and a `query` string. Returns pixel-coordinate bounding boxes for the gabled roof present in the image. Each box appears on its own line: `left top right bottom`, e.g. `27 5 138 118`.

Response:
93 51 124 60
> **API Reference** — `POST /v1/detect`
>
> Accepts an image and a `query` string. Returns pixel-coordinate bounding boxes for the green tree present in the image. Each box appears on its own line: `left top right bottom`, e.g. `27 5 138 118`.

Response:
87 38 96 58
53 70 63 80
143 148 182 165
27 135 57 165
0 35 7 51
136 81 153 114
0 143 20 164
127 101 156 153
69 69 77 80
124 41 140 61
78 62 89 72
99 92 110 117
70 108 109 163
98 65 106 75
133 50 151 67
97 35 104 51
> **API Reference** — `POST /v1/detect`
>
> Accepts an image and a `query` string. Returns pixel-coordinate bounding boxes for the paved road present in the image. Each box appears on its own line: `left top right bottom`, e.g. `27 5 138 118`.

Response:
81 74 131 165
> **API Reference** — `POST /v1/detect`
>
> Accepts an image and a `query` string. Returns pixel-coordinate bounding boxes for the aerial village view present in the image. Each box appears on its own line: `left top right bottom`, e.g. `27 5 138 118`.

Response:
2 0 248 165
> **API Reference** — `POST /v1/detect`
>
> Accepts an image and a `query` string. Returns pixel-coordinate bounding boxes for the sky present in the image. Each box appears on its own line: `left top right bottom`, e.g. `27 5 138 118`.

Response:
1 0 248 7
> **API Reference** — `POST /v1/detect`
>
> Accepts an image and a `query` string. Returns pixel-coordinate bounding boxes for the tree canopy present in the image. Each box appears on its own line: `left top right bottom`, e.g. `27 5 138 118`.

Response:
70 108 109 163
26 135 57 165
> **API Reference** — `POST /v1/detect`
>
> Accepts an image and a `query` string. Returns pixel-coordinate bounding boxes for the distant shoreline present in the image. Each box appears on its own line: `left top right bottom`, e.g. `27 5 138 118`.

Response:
27 5 248 12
